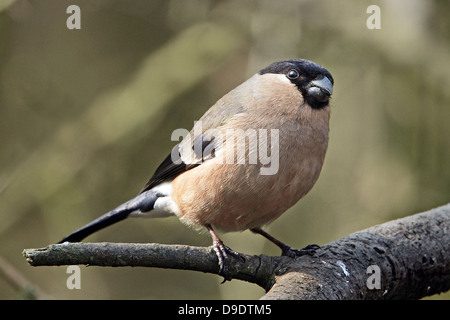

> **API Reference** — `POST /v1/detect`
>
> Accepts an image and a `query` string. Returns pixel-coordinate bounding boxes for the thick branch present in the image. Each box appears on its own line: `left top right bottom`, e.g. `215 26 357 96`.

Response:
23 203 450 299
262 203 450 299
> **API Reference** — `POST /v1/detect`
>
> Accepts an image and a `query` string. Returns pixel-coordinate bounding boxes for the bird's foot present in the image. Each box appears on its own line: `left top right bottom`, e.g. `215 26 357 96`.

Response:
281 244 321 258
211 240 244 283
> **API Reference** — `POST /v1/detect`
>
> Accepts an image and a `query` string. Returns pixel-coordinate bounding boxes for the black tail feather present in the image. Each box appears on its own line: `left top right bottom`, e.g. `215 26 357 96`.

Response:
58 208 132 243
58 189 161 243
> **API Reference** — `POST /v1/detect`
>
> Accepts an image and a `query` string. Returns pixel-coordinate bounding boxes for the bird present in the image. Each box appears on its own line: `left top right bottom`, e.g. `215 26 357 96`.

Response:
58 59 334 277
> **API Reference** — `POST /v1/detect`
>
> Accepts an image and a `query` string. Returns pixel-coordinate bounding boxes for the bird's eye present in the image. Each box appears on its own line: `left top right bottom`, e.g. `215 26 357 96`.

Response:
287 69 299 79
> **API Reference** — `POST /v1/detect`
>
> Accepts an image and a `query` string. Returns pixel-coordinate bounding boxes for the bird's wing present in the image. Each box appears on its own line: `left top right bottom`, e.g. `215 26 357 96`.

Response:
139 134 218 193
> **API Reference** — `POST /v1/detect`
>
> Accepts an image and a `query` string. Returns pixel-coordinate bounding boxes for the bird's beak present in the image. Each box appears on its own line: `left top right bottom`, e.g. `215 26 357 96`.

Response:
310 76 333 96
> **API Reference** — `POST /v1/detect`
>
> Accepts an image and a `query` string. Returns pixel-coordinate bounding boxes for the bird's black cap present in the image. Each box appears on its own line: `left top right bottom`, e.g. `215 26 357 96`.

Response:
259 59 333 84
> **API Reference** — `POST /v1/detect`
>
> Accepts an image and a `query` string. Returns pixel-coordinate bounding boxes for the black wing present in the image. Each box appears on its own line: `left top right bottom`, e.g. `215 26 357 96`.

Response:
139 134 218 193
140 144 199 193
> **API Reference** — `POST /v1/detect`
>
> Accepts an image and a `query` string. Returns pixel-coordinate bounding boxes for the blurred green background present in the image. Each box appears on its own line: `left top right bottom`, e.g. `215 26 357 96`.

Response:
0 0 449 300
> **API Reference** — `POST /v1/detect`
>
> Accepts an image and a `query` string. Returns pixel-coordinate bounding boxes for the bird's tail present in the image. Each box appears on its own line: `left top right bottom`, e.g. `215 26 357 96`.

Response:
58 189 162 243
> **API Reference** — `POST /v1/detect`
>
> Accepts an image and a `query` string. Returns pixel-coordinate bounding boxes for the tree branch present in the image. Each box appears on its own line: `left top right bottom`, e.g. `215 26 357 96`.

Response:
262 203 450 299
23 203 450 299
23 242 285 291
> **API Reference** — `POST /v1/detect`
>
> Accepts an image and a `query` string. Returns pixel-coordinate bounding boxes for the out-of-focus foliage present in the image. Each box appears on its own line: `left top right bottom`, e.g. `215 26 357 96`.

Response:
0 0 449 299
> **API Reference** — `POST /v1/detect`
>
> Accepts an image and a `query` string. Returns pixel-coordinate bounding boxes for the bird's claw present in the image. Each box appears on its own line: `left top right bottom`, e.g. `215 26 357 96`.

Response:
211 241 244 283
281 244 321 258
